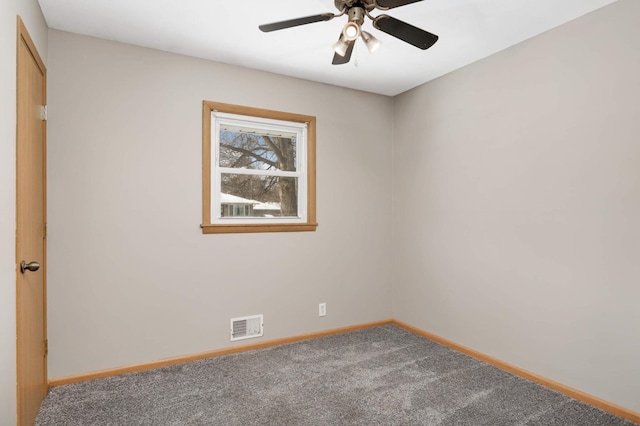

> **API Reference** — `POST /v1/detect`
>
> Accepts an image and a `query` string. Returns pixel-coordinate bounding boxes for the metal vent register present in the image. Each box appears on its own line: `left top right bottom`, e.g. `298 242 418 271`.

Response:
230 314 263 341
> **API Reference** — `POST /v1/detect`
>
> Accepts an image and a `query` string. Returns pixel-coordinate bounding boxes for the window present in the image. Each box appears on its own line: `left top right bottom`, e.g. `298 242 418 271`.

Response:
202 101 317 234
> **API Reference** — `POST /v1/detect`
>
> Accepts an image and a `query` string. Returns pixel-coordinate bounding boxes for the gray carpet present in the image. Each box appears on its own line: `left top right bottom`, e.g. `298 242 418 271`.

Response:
36 325 636 425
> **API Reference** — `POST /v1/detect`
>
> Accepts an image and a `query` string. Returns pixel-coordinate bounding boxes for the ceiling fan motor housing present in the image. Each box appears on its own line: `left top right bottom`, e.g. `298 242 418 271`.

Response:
335 0 376 13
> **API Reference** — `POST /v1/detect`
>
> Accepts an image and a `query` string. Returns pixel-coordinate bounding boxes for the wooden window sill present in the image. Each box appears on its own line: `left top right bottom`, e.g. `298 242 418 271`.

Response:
201 223 318 234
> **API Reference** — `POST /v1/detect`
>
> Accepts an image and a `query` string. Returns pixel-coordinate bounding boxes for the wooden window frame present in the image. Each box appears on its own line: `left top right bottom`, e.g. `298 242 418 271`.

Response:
202 101 317 234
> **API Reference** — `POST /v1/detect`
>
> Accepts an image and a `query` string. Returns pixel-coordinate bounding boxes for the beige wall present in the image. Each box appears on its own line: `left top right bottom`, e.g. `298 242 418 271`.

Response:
46 30 393 378
392 0 640 412
0 2 48 424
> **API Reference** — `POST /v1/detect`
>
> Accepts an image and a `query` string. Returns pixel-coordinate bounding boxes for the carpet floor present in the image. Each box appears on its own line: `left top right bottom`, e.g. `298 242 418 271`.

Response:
36 325 636 425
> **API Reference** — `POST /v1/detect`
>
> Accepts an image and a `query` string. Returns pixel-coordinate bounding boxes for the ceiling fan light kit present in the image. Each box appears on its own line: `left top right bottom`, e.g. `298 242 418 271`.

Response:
360 31 381 53
259 0 438 65
342 21 361 41
333 36 351 57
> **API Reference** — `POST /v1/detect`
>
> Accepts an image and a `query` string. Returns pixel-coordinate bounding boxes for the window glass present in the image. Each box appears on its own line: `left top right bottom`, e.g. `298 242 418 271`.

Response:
219 125 297 172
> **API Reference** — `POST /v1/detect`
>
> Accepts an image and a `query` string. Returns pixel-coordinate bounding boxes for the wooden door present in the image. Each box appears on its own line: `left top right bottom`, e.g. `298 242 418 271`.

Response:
16 16 47 426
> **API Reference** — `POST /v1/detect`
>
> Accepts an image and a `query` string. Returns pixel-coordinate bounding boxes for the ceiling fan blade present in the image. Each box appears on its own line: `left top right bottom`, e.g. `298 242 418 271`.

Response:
259 13 335 32
373 15 438 50
376 0 424 10
332 40 355 65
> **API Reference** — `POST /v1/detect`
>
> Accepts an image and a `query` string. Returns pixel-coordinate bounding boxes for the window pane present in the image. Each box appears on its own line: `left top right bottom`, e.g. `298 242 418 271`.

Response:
221 174 298 218
219 126 297 172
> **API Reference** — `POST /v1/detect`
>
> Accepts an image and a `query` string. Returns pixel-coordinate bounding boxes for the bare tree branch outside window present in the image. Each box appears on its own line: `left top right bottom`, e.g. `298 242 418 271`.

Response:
219 130 298 216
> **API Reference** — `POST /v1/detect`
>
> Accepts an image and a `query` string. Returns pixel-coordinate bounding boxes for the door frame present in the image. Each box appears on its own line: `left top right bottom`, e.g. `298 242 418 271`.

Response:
15 15 47 425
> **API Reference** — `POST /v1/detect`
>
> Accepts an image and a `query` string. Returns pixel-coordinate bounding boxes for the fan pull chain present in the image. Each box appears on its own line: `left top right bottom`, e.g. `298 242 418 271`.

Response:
354 42 359 68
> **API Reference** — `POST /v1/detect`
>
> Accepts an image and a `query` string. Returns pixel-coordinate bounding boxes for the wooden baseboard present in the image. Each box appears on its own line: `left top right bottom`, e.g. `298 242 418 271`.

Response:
391 319 640 424
48 319 393 387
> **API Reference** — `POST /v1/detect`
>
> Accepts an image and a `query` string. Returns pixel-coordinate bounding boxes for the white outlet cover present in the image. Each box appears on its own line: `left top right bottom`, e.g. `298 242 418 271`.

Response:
319 303 326 317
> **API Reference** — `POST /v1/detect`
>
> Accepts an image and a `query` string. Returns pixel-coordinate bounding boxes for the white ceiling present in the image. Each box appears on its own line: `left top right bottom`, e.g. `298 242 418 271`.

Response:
38 0 617 96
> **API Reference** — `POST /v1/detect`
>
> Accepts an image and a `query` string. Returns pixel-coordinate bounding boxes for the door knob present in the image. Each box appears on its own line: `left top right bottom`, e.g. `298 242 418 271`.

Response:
20 261 40 273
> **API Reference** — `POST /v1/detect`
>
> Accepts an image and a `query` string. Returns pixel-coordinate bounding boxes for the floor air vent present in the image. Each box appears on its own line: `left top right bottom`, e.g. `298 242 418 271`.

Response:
230 314 263 341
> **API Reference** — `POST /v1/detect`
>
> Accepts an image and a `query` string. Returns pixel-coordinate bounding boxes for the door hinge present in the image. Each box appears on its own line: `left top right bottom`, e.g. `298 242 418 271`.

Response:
44 339 48 357
40 105 47 121
43 223 47 239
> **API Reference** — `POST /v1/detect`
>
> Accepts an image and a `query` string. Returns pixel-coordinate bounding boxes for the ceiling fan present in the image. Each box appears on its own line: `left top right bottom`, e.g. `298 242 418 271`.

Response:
259 0 438 65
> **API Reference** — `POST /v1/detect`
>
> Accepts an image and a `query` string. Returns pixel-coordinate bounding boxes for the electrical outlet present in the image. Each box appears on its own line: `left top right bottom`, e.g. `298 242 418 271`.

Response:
319 302 327 317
